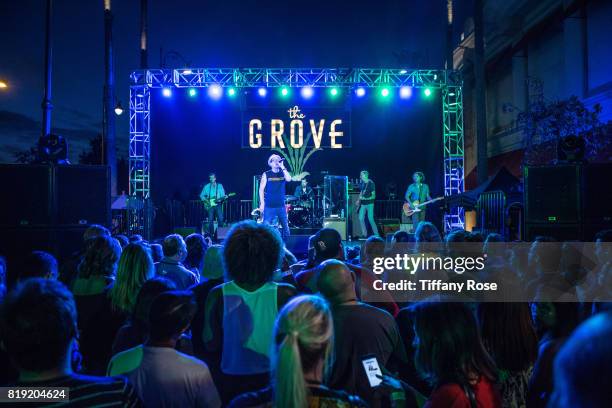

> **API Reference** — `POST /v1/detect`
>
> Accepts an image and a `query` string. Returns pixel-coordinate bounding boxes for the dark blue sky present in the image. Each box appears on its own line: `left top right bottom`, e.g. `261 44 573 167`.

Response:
0 0 469 163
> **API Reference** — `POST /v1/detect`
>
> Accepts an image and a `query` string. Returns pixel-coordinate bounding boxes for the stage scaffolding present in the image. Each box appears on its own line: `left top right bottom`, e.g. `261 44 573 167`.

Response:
129 68 465 236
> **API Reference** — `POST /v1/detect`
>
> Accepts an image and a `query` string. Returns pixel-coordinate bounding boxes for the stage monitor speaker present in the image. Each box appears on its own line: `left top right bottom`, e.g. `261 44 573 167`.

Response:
377 218 401 237
582 163 612 225
0 164 52 227
323 218 347 241
55 165 111 226
524 223 582 242
524 165 581 223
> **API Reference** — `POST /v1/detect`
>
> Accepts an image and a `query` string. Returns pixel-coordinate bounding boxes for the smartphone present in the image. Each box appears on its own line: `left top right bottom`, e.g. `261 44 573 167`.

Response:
361 354 383 387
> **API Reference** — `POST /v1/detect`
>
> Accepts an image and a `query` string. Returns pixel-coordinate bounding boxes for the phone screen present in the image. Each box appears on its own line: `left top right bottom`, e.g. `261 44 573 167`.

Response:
361 355 383 387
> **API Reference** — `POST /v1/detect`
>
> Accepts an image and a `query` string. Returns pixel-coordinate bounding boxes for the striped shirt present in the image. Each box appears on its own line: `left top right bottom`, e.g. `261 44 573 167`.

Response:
16 374 142 407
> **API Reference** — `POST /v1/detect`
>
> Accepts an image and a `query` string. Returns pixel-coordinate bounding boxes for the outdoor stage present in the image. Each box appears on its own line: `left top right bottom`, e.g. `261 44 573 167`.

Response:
126 68 465 241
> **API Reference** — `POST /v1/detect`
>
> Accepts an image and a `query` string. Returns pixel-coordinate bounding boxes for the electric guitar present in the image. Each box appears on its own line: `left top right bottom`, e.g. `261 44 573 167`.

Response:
202 192 236 210
402 196 444 217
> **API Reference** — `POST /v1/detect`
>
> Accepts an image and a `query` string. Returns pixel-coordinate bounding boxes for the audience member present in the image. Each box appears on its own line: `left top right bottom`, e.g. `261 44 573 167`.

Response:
229 295 367 408
109 243 154 315
0 279 141 406
316 259 408 406
114 234 130 249
203 221 296 404
72 235 124 375
155 234 199 289
149 243 164 263
549 311 612 408
129 234 144 243
410 301 501 408
478 303 538 408
120 291 221 407
184 233 209 278
59 224 110 286
18 250 58 281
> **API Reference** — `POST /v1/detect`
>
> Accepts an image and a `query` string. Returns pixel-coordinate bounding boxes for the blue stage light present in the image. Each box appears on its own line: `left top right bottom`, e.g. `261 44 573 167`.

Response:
399 86 412 99
162 88 172 97
188 88 197 97
228 88 236 97
258 87 267 97
301 86 314 99
208 84 222 99
355 87 366 97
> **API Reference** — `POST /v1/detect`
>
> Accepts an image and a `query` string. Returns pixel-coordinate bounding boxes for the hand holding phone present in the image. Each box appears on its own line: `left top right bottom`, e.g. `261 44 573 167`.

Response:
361 354 383 387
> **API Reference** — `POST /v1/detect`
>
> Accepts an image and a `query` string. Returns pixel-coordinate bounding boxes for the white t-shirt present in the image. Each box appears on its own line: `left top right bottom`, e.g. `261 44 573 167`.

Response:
126 346 220 408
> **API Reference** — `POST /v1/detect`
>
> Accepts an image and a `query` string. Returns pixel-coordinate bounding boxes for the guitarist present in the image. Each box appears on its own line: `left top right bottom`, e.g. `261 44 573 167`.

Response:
404 171 432 229
357 170 380 238
200 173 226 239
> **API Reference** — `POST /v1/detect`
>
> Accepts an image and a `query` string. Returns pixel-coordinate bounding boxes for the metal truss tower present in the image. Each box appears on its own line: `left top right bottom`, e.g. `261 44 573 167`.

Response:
129 68 465 233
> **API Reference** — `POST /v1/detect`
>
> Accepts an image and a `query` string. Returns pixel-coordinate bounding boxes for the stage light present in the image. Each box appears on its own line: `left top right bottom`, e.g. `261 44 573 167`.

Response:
0 81 7 89
380 88 390 97
208 84 222 99
280 87 289 97
258 87 267 97
399 69 408 74
188 88 197 97
355 87 366 97
114 101 123 116
162 88 172 97
424 88 432 97
301 86 314 99
182 69 193 74
329 87 339 97
227 88 236 97
399 86 412 99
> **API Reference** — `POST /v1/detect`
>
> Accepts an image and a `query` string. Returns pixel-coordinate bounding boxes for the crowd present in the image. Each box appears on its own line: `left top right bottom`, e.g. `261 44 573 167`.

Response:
0 220 610 408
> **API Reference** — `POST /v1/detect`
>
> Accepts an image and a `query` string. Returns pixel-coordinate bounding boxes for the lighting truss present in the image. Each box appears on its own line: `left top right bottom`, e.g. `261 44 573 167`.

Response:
129 68 465 233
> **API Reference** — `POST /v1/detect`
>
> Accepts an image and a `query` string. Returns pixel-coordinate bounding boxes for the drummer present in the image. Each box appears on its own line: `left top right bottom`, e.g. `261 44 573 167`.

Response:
294 178 314 205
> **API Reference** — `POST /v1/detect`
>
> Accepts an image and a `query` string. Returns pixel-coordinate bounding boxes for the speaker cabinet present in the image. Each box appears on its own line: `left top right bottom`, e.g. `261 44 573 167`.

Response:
524 165 581 223
55 165 110 226
0 165 52 227
323 218 347 241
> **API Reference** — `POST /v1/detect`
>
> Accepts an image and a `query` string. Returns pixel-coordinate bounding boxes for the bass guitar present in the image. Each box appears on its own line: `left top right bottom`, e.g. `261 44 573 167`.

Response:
402 196 444 217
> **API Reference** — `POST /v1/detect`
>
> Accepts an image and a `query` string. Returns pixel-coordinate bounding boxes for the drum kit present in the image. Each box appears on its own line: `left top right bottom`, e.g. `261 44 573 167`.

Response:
285 184 324 228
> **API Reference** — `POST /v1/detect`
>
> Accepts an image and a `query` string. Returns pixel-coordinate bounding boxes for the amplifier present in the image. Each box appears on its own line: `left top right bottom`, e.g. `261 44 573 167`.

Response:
323 218 347 241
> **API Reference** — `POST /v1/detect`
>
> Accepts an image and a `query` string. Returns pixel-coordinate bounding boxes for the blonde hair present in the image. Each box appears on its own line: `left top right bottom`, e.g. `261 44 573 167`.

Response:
272 295 334 408
110 243 154 314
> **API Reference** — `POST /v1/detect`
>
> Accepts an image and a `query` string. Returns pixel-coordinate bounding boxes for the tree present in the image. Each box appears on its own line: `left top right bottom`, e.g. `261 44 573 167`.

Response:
79 133 104 164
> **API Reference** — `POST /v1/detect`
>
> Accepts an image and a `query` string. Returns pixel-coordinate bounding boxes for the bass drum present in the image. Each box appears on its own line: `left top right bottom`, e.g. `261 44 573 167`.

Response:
288 204 310 228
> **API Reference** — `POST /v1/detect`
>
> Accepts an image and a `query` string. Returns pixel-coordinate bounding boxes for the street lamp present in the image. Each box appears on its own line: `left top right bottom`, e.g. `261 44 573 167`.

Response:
114 101 123 115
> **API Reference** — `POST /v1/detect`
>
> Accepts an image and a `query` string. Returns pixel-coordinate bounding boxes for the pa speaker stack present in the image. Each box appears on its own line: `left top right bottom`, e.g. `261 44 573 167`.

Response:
524 163 612 241
0 164 111 273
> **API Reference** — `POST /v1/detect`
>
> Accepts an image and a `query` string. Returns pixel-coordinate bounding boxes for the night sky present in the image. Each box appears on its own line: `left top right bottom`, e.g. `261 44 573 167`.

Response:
0 0 470 163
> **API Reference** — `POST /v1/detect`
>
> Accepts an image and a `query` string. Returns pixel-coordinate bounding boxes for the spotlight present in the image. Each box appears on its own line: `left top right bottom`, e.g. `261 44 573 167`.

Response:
114 101 124 116
399 69 408 74
258 87 267 97
280 87 289 97
380 88 390 97
208 84 222 99
399 86 412 99
424 88 432 97
227 88 236 97
188 88 197 97
162 88 172 97
355 87 366 97
182 69 192 74
301 86 314 99
329 87 339 97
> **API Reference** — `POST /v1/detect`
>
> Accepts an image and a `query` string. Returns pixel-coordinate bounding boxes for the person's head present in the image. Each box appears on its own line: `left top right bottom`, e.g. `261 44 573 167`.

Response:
477 303 538 372
209 172 216 183
359 170 369 182
413 171 425 183
301 178 308 188
19 251 58 281
362 236 385 265
77 235 121 279
129 234 144 243
594 229 612 263
162 234 187 262
316 259 356 304
184 233 208 272
149 243 164 263
268 154 282 171
223 220 283 286
410 301 497 387
114 234 129 249
83 224 110 243
110 243 155 314
483 233 506 258
528 236 560 274
313 228 343 263
0 279 77 375
393 230 412 243
414 222 442 243
551 311 612 408
201 244 224 280
131 277 177 328
148 290 196 344
272 295 334 408
530 302 581 339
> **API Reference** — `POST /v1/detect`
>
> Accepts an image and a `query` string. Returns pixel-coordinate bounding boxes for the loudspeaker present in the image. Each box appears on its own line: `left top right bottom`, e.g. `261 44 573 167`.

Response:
349 193 364 238
582 163 612 225
55 165 110 226
524 165 581 223
0 164 52 227
323 218 347 240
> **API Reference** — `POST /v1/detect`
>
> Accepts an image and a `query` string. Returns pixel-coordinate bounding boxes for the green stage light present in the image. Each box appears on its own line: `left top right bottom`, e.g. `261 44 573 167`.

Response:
424 88 432 97
227 88 236 97
329 87 339 97
281 87 289 97
188 88 197 97
380 87 390 97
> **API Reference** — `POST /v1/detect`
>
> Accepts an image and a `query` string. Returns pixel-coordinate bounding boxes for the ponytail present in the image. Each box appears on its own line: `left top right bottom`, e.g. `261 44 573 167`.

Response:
274 332 308 408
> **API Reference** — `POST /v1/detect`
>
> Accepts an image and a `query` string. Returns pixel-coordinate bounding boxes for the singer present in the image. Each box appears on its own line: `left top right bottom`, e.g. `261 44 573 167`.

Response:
258 154 292 239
